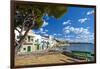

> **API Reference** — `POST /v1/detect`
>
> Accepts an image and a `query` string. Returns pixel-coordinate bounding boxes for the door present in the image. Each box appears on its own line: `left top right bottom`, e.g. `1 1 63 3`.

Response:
27 46 31 52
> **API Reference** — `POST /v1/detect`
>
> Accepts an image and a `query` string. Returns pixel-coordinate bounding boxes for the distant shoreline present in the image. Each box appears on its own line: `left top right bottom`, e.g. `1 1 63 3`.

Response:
69 42 93 44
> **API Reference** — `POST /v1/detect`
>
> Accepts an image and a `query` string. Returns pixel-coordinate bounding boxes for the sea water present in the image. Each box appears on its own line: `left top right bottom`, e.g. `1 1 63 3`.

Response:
61 43 94 54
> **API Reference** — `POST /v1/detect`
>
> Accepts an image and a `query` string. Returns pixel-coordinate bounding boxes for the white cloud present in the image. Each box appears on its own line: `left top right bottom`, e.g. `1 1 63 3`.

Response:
70 27 75 32
87 10 94 15
75 32 94 43
63 26 94 43
63 26 70 34
63 20 71 25
78 18 88 24
52 33 62 37
41 31 46 34
45 29 48 32
42 20 48 27
34 28 44 34
44 13 49 20
65 30 70 34
63 26 90 35
86 27 90 29
66 35 74 38
40 28 43 32
39 28 46 34
64 26 70 30
53 34 57 36
44 33 49 36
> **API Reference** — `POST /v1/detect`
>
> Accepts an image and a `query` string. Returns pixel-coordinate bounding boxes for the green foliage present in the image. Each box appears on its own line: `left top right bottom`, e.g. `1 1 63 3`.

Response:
15 3 67 30
45 5 67 19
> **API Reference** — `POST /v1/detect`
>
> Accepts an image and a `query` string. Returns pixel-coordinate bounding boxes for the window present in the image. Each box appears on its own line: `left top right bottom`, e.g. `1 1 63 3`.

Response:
37 44 40 50
23 48 26 50
28 36 30 42
31 39 33 41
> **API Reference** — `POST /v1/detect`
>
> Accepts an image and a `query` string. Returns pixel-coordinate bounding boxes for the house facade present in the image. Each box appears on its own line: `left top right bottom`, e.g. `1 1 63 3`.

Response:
17 30 56 54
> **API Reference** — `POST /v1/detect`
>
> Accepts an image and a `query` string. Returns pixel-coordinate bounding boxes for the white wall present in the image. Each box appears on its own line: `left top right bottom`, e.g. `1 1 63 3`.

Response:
0 0 100 69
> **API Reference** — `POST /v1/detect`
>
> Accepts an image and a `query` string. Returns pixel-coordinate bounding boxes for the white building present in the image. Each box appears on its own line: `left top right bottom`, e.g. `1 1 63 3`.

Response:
17 30 36 54
16 30 56 54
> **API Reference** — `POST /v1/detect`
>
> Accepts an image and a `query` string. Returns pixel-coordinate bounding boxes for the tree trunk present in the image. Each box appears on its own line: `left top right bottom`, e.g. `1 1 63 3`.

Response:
15 23 35 54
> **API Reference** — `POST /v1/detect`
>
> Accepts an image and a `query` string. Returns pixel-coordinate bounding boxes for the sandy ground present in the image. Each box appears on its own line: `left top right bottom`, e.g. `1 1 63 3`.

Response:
15 52 86 66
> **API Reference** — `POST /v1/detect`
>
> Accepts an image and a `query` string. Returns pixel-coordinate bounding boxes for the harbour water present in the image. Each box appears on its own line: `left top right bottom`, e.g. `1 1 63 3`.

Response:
60 43 94 54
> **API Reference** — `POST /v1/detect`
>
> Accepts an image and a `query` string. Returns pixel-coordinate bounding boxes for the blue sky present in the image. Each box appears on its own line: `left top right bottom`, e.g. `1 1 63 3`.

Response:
33 6 95 43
